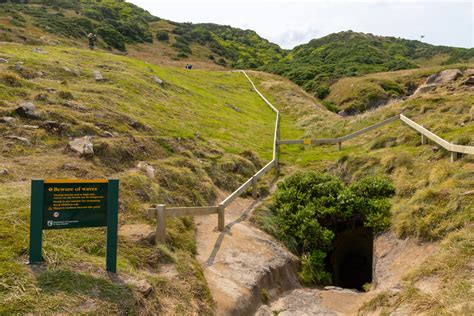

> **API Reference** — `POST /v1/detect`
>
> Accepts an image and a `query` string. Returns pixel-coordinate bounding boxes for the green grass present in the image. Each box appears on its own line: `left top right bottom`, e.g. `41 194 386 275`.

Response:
325 63 474 114
0 43 279 314
250 68 474 314
0 38 473 314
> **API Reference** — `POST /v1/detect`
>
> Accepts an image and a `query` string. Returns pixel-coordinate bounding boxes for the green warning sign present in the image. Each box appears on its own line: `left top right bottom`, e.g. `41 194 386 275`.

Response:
29 179 119 273
42 179 108 229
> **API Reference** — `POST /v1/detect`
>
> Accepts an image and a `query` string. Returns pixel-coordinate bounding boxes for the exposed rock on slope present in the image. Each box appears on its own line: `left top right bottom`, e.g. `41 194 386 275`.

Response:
414 68 464 95
195 191 300 315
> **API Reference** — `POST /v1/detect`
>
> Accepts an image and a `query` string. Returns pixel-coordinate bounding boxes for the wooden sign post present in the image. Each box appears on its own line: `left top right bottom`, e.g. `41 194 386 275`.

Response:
28 179 119 273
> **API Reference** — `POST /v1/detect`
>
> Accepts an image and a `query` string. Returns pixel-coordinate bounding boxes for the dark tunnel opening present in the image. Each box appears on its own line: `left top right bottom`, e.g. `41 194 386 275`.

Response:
328 227 373 291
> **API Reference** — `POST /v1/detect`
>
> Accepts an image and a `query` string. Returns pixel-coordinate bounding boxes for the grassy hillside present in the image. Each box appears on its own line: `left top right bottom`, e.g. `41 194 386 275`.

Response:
0 0 285 69
261 31 474 98
250 68 474 314
2 1 471 90
0 43 283 314
323 64 473 114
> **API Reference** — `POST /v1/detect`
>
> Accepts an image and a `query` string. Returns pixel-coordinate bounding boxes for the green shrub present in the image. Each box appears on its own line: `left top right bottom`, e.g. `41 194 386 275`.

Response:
270 172 395 284
322 100 339 113
96 25 126 51
156 30 169 41
299 250 332 285
216 58 227 66
315 85 330 99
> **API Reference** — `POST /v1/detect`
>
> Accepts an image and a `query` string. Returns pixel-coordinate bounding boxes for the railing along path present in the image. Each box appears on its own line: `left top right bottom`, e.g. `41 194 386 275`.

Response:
149 71 473 243
149 71 280 242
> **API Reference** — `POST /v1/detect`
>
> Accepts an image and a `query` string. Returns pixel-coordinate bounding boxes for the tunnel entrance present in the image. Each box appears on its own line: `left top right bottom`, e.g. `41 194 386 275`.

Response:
328 227 373 290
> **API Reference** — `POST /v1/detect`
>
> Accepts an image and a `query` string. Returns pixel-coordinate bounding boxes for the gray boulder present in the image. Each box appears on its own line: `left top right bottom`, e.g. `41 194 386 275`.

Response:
93 70 106 82
152 76 163 85
69 136 94 157
15 102 40 119
1 117 16 124
6 135 31 146
414 84 437 95
426 69 462 85
463 76 474 85
137 161 156 178
0 58 8 63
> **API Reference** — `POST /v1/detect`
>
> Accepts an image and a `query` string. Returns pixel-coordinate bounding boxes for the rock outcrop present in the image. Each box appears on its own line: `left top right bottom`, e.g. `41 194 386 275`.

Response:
15 102 40 119
414 69 463 96
195 191 300 315
93 70 106 82
426 69 462 85
69 136 94 157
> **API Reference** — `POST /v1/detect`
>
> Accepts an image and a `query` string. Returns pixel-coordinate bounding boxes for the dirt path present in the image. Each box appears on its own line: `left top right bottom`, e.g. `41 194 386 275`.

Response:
195 191 437 316
195 191 300 315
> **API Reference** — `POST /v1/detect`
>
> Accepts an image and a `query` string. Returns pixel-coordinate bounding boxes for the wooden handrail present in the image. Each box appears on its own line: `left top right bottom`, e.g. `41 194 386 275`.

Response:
150 71 472 243
150 71 281 241
279 113 473 157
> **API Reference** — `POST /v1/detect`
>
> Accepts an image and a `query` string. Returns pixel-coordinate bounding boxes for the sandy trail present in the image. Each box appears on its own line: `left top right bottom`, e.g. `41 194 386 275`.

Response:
195 191 299 315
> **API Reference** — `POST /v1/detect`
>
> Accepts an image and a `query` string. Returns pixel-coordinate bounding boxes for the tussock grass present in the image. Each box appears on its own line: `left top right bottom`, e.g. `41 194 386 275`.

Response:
252 68 473 315
0 43 282 314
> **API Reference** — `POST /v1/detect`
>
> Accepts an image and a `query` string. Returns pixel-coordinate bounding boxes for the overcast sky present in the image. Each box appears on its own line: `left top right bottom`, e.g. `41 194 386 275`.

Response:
128 0 473 49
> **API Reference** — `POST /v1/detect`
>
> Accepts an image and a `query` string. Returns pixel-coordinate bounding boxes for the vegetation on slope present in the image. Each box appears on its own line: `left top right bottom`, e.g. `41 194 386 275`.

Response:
0 0 285 68
322 66 456 114
0 43 279 314
260 31 474 98
250 68 473 314
266 172 394 285
1 1 472 88
167 22 285 68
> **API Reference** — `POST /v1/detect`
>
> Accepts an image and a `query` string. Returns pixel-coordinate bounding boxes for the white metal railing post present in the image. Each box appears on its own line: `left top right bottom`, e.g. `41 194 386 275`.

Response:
421 134 426 145
156 204 166 243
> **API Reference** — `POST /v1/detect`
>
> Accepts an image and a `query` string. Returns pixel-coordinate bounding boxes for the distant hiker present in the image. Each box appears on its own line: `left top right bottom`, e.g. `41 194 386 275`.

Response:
87 33 97 50
185 64 193 70
185 64 189 69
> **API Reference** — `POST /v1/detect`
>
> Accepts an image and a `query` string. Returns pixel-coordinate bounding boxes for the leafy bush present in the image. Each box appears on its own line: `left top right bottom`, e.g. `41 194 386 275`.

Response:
216 58 227 66
322 100 339 113
260 31 471 95
172 41 191 54
156 30 169 41
315 85 330 99
96 25 126 51
270 172 395 284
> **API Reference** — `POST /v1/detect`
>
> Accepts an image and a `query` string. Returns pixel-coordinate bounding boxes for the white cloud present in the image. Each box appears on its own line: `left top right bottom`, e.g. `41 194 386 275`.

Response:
129 0 473 48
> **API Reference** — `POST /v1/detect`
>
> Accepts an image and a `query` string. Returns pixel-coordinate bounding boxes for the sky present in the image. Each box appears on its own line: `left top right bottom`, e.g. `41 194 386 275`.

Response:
128 0 473 49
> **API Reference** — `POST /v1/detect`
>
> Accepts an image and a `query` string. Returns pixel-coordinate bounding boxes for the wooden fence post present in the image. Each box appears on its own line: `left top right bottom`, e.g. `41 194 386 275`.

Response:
450 151 458 163
218 203 225 231
421 134 426 145
156 204 166 243
338 142 342 150
252 176 258 199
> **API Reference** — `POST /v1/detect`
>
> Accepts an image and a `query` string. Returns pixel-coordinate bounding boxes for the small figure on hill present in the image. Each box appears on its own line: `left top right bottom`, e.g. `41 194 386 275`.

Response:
87 33 97 50
185 64 193 70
